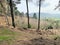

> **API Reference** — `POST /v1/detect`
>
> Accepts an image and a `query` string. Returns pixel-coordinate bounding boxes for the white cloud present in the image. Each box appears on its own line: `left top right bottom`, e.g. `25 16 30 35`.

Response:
41 0 59 13
16 0 60 14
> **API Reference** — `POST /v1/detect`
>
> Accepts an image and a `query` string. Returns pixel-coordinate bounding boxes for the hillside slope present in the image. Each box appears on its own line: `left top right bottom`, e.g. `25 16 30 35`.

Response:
0 26 60 45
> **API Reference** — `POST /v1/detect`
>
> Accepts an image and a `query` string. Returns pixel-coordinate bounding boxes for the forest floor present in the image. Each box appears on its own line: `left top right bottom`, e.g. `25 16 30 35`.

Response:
0 26 60 45
0 16 60 45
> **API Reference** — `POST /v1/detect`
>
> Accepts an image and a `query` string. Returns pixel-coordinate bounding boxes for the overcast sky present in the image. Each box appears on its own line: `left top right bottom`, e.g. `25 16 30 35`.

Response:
16 0 60 14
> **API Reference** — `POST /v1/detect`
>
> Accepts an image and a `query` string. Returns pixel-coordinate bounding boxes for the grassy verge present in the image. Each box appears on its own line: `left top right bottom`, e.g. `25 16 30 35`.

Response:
0 27 16 45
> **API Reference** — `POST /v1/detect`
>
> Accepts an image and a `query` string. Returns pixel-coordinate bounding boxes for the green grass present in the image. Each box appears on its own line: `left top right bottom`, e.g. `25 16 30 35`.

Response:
0 27 16 45
0 27 16 35
0 36 12 41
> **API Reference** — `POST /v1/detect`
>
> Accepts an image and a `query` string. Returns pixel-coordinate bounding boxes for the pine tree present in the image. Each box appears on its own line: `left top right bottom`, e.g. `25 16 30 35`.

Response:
33 13 37 19
9 0 20 28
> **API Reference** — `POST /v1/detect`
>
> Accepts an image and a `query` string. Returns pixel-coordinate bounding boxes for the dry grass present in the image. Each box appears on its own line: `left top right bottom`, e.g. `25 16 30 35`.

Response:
1 16 60 45
11 16 38 29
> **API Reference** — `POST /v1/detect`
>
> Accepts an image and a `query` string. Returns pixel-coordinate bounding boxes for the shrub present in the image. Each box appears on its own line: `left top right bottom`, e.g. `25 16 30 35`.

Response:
54 36 60 40
45 25 53 30
47 25 53 29
28 24 31 28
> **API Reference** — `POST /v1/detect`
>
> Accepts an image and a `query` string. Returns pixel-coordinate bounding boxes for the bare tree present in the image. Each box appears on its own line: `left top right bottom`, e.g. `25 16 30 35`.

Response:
26 0 30 28
9 0 15 28
37 0 45 31
54 0 60 10
37 0 41 31
9 0 20 28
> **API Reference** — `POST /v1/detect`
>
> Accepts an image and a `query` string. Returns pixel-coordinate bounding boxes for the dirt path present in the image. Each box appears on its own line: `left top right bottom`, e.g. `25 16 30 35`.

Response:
8 28 60 45
0 26 60 45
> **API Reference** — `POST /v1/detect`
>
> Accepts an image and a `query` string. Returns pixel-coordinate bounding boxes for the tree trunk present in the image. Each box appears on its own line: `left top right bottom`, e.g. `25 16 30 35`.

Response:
26 0 30 28
9 0 15 28
37 0 41 31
